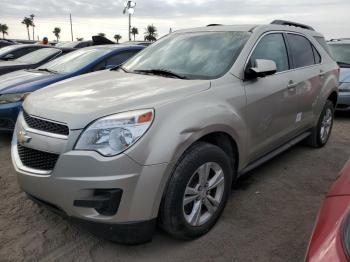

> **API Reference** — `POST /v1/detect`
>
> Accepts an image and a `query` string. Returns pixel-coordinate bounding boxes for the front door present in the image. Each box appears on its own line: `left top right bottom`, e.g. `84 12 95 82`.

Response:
244 33 299 161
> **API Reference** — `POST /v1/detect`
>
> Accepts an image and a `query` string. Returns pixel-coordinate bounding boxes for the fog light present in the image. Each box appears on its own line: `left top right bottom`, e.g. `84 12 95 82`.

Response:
74 189 123 216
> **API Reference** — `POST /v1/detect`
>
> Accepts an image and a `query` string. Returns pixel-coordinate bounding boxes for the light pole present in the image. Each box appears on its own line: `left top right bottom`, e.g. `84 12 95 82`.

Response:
123 1 136 41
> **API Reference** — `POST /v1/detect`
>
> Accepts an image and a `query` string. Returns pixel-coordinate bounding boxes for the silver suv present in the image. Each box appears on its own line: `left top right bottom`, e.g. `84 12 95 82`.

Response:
12 20 339 244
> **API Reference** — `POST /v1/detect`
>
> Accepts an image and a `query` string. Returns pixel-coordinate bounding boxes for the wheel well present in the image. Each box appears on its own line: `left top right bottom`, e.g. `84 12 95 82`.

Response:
198 132 239 173
328 91 338 108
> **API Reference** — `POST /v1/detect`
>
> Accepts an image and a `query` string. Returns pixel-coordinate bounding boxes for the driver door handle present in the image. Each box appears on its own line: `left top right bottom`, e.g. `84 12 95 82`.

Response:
287 81 297 91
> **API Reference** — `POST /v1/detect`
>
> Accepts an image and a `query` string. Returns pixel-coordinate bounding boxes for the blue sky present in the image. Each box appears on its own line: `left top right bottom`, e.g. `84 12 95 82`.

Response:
1 0 349 42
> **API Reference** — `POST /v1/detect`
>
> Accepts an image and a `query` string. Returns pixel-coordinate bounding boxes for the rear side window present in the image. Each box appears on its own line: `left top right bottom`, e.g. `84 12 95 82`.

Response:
250 33 289 72
287 34 315 68
314 36 332 56
312 46 322 64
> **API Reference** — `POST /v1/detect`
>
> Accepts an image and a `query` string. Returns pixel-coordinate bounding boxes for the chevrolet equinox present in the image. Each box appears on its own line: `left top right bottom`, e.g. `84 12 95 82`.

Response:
12 20 339 244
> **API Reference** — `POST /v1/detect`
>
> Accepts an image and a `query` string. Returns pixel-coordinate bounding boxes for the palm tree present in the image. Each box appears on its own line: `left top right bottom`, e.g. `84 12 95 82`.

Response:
53 27 61 42
30 14 35 41
131 27 138 41
22 17 33 40
98 33 105 37
0 24 9 39
144 24 158 42
114 34 122 44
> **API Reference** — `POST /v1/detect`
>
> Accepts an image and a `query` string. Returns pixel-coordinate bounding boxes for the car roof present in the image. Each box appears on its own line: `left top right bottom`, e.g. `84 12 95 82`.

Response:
174 22 324 37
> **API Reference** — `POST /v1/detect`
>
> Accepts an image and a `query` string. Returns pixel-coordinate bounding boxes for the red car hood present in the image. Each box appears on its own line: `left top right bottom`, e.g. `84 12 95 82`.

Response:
328 160 350 197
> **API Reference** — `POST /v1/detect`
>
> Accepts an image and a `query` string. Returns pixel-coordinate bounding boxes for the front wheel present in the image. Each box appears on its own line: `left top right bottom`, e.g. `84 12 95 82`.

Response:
307 100 334 148
160 142 233 240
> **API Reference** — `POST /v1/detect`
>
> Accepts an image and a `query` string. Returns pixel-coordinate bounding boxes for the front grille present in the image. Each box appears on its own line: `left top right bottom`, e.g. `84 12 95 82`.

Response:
17 143 59 171
23 111 69 136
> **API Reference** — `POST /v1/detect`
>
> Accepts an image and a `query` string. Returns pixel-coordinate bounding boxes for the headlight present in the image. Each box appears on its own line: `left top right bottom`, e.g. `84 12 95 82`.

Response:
339 83 350 91
0 93 31 104
75 109 154 156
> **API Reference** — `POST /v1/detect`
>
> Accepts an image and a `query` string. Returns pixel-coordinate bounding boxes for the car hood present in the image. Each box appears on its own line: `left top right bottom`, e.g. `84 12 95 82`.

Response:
24 70 211 129
0 69 63 94
340 68 350 83
0 60 28 68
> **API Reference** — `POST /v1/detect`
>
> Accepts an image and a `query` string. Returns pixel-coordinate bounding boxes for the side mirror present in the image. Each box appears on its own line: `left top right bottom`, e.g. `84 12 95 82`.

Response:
105 63 122 70
3 53 15 60
245 59 277 80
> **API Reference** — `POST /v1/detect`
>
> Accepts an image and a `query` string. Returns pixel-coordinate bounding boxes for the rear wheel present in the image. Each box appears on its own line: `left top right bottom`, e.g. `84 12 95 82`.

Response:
307 100 334 148
160 142 233 239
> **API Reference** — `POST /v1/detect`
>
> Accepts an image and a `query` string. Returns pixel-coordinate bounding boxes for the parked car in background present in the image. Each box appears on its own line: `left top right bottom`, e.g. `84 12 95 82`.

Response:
306 160 350 262
0 44 50 61
0 39 17 49
122 41 153 46
56 40 93 49
329 39 350 111
0 44 144 132
12 20 338 244
0 47 74 76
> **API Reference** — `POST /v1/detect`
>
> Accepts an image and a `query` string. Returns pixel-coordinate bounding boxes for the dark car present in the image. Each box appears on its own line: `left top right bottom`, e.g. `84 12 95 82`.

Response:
122 41 153 46
0 47 74 76
56 40 93 49
328 39 350 111
0 45 144 131
306 160 350 261
0 39 17 49
0 44 51 61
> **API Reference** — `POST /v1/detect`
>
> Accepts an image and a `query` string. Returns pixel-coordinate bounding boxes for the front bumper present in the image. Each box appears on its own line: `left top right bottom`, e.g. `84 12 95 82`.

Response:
337 91 350 111
0 101 21 131
11 112 172 242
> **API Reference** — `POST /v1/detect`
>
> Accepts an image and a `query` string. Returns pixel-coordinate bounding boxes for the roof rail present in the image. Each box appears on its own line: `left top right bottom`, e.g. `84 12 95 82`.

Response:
271 20 315 31
207 24 223 27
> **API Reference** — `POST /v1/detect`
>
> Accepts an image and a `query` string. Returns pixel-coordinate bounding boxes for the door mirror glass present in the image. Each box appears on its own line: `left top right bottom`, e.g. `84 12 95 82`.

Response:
3 53 14 60
246 59 277 79
105 64 120 70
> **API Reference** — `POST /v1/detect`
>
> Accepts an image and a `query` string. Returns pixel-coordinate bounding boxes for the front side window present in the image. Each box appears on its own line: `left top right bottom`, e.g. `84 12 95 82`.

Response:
250 33 289 72
15 48 60 64
123 31 251 79
287 34 315 68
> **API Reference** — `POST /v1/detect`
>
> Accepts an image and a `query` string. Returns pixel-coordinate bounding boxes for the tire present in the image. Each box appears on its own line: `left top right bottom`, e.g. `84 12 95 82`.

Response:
160 142 233 240
307 100 334 148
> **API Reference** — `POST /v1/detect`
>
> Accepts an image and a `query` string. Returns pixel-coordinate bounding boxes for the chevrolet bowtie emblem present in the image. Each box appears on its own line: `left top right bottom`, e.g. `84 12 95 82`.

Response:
18 130 32 144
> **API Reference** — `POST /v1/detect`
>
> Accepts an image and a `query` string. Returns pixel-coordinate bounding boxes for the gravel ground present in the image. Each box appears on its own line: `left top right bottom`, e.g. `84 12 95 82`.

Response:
0 113 349 262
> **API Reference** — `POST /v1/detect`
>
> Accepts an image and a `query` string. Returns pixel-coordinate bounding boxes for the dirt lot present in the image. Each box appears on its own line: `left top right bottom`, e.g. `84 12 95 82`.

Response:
1 113 349 262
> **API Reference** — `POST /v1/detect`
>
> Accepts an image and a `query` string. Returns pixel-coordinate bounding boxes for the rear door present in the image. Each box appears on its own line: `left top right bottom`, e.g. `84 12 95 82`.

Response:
285 33 324 130
244 33 299 161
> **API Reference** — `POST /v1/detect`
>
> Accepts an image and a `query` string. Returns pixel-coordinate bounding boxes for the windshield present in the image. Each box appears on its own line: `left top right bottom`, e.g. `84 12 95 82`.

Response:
329 44 350 65
0 45 19 56
123 31 251 79
37 48 111 74
15 48 60 64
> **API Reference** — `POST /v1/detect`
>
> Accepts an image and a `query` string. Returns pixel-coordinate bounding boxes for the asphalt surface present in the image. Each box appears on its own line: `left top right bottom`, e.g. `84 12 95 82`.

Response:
0 113 349 262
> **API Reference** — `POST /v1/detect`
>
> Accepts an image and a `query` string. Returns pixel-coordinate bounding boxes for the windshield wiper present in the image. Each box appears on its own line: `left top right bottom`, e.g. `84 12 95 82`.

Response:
133 69 187 79
36 68 59 74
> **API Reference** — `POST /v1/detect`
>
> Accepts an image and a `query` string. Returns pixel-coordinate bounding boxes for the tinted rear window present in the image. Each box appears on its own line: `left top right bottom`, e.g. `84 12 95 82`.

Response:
287 34 315 68
314 36 332 56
